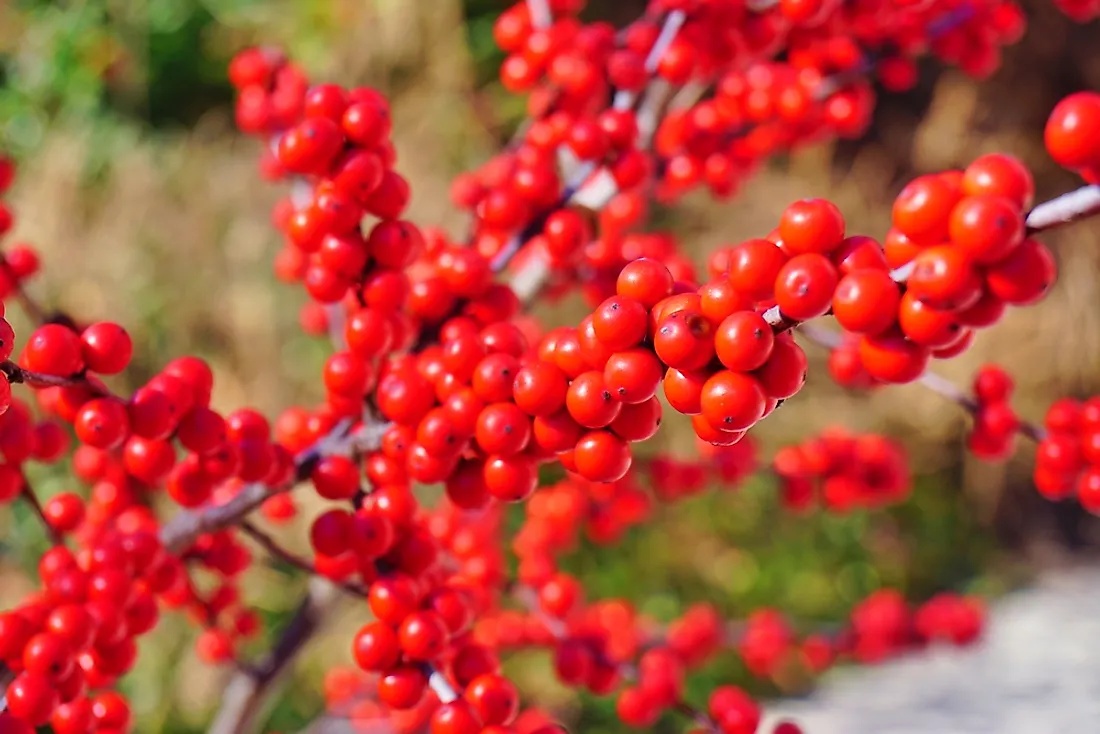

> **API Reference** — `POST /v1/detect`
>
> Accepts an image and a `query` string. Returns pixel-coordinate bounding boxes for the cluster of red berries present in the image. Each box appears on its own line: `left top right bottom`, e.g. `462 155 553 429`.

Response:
0 157 39 303
652 0 1026 202
966 365 1021 461
844 153 1052 384
487 0 1027 209
846 589 984 664
0 533 176 731
321 664 567 734
457 0 1042 307
0 0 1096 731
467 583 984 733
771 428 911 512
1032 397 1100 510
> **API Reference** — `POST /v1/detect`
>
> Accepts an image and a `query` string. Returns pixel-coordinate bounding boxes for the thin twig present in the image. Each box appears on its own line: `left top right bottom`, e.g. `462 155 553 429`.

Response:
206 577 342 734
0 663 12 711
20 479 62 546
796 322 1048 443
159 417 372 554
526 0 552 28
1025 184 1100 234
0 359 110 394
512 585 720 732
238 520 366 597
0 258 48 327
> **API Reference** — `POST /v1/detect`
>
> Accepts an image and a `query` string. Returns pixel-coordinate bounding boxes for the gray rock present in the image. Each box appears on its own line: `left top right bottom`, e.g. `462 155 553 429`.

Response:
766 569 1100 734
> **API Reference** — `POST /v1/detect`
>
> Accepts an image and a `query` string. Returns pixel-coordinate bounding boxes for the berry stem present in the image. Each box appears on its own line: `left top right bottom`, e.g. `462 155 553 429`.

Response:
526 0 552 29
1025 183 1100 234
513 585 723 733
0 359 110 394
206 577 343 734
796 322 1048 442
19 478 63 546
891 182 1100 281
0 664 11 712
238 520 367 596
158 417 363 553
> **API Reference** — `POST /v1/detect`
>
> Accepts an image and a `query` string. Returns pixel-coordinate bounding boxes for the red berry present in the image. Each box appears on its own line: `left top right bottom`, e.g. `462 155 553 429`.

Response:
778 198 846 254
1045 92 1100 171
23 324 84 376
79 323 133 375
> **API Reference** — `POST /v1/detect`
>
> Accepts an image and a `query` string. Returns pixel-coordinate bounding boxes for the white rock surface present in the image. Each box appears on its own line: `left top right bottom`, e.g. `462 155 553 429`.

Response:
766 568 1100 734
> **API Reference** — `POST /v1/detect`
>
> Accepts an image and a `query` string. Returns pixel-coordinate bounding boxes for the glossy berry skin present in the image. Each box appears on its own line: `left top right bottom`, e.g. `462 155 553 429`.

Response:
378 665 428 709
906 246 983 311
948 195 1024 264
566 371 622 428
1045 92 1100 171
859 333 930 384
700 371 767 432
617 257 674 307
464 673 519 726
892 174 957 245
573 430 632 482
592 296 648 351
983 239 1057 305
774 254 838 320
23 324 84 376
398 610 450 661
513 362 569 416
604 349 663 404
653 310 716 370
727 239 788 301
961 154 1034 209
74 399 130 450
278 117 345 175
6 672 58 726
778 198 846 255
715 312 774 372
79 322 133 375
832 270 900 335
352 622 400 671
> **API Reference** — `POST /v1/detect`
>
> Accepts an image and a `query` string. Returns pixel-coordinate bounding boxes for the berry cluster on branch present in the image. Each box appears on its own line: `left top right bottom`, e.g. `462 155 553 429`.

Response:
0 1 1098 734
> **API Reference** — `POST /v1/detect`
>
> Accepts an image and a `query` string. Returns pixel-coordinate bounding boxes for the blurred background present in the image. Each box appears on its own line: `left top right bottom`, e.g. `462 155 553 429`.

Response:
1 0 1099 732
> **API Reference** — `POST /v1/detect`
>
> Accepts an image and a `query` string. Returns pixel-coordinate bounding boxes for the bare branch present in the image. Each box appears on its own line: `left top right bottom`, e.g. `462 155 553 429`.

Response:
206 578 342 734
159 418 364 554
238 520 366 597
526 0 552 29
0 359 111 395
1026 183 1100 234
0 258 49 327
796 322 1048 442
20 478 62 546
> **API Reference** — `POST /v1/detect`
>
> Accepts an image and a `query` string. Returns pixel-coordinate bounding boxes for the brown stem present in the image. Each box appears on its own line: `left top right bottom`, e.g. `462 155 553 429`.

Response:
238 520 366 597
158 417 362 554
20 479 63 546
513 585 722 732
205 578 342 734
0 359 111 396
0 258 48 327
796 322 1048 443
0 663 12 711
